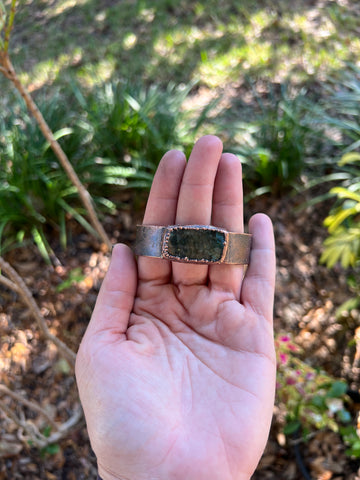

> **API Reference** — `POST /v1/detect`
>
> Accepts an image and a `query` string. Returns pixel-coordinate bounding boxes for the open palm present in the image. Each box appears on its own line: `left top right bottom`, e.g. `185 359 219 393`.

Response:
75 136 276 480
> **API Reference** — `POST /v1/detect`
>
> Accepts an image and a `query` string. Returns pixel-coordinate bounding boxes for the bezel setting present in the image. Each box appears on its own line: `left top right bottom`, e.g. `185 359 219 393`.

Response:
162 225 229 264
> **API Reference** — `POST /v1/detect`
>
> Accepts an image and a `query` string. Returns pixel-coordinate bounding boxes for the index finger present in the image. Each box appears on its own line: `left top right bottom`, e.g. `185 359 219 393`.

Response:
137 150 186 283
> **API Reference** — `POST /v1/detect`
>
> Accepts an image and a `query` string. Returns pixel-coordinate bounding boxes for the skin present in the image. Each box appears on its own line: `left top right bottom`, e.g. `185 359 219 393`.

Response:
75 136 276 480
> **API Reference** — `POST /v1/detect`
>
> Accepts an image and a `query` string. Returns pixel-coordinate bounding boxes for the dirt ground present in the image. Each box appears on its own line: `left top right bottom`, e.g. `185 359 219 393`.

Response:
0 188 359 479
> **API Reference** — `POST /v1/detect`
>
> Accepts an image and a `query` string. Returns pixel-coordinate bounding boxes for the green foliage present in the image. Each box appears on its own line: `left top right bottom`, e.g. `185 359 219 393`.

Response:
230 84 319 196
340 425 360 458
0 93 100 258
275 334 359 455
0 80 216 257
320 71 360 315
55 267 85 292
320 152 360 268
321 153 360 268
40 426 60 457
276 335 352 434
322 68 360 153
73 80 218 187
320 151 360 308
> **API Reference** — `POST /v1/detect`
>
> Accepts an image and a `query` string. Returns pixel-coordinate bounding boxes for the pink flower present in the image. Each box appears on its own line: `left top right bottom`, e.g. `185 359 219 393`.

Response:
286 377 297 386
279 353 288 365
280 335 291 343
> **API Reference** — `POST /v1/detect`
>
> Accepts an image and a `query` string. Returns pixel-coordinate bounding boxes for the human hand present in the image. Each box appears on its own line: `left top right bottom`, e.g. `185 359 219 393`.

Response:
75 136 276 480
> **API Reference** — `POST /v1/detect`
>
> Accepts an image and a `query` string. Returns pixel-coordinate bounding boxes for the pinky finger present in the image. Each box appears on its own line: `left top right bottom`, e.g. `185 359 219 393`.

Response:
240 213 276 322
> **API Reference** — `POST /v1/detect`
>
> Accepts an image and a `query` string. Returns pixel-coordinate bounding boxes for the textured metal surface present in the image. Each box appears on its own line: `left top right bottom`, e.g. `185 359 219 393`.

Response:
134 225 252 265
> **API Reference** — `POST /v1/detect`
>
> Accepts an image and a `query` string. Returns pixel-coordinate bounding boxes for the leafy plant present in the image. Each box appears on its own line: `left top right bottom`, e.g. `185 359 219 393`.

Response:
40 426 60 458
0 95 93 258
275 334 359 456
229 83 320 196
55 267 85 292
73 80 219 187
340 424 360 458
319 70 360 312
0 80 218 257
321 153 360 269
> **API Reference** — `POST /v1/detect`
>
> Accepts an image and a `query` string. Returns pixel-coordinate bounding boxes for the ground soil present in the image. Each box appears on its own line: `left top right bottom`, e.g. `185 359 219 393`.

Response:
0 188 359 479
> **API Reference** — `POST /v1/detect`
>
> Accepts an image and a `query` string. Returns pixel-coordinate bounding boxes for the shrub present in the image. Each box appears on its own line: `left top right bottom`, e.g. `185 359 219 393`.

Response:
0 81 218 256
228 83 321 196
275 334 360 456
73 80 219 187
320 68 360 313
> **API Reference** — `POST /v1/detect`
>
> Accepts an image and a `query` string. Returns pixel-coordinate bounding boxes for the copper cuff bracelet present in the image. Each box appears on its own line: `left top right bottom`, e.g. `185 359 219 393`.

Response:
134 225 252 265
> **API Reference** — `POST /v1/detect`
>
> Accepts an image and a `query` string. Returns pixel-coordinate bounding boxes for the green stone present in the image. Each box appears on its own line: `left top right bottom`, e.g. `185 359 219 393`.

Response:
167 227 225 262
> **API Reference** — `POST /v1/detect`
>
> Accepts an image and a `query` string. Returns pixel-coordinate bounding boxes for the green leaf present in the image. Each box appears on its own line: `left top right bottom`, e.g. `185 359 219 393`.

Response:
321 227 360 268
31 227 51 264
283 420 301 436
324 206 358 233
56 267 85 292
336 296 360 318
42 128 74 153
330 186 360 204
339 152 360 166
57 198 100 240
327 381 348 398
42 425 52 438
46 444 60 455
337 409 352 424
311 395 326 409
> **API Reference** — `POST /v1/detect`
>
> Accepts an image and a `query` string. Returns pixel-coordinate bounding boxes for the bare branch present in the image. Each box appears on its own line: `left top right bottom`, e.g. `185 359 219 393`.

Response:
0 273 20 293
0 256 76 366
0 399 47 447
0 63 11 78
46 405 83 444
0 54 112 251
0 397 83 448
0 384 59 430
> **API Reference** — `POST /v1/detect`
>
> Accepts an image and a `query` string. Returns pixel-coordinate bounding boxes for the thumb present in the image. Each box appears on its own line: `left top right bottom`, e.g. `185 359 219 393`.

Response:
85 243 138 338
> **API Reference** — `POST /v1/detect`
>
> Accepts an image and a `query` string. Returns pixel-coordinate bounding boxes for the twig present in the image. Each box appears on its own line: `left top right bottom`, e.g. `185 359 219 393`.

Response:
46 405 83 444
3 0 17 53
0 55 112 251
0 273 20 293
0 64 10 77
0 384 58 430
0 398 46 446
0 397 83 448
0 256 76 365
1 2 112 249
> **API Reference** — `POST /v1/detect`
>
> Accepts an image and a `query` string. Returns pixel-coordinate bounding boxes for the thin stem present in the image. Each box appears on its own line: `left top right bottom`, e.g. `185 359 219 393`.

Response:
0 256 76 365
0 399 47 446
0 398 83 447
0 384 59 430
3 0 17 53
0 273 20 293
0 55 112 251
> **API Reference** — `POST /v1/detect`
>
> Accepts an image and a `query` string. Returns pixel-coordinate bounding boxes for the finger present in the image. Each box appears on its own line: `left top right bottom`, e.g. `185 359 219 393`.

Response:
172 135 223 285
209 153 244 299
137 150 186 283
85 244 137 339
240 214 276 322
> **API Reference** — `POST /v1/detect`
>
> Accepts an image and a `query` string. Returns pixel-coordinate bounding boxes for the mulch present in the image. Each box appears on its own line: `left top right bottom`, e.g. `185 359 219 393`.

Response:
0 188 359 479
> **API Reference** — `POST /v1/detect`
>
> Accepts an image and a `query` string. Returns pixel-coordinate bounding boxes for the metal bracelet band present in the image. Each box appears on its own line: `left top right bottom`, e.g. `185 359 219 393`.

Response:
134 225 252 265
